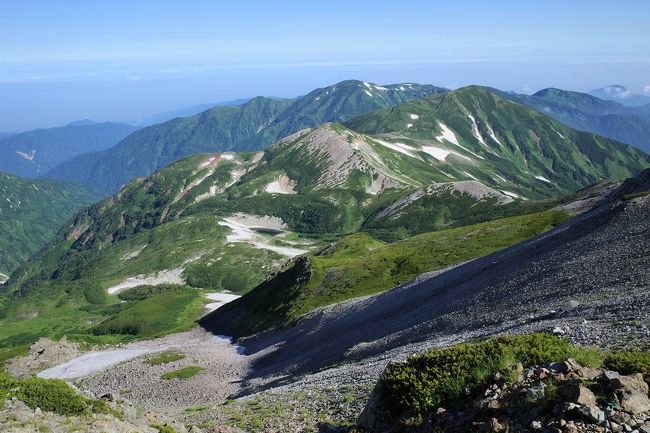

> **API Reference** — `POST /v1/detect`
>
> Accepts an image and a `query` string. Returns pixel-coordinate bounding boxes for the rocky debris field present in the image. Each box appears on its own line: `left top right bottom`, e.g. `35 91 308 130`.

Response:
5 336 81 378
77 329 249 413
236 172 650 380
360 358 650 433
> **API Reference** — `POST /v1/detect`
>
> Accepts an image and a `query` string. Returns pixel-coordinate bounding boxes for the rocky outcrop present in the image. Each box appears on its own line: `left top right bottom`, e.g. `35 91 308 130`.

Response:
358 359 650 433
5 337 80 378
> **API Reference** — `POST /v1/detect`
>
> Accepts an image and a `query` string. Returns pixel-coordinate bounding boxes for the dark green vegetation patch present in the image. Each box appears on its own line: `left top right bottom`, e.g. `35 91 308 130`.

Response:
0 371 118 417
161 365 204 380
376 334 650 429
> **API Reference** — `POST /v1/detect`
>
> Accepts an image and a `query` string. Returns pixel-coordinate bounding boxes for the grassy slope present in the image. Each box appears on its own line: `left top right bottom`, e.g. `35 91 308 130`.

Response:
48 81 444 195
345 86 650 198
496 87 650 154
0 173 100 276
200 210 572 337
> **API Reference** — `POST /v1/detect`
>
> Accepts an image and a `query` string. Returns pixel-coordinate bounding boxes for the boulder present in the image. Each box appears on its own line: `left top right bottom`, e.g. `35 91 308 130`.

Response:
579 405 605 423
603 372 650 414
558 381 597 406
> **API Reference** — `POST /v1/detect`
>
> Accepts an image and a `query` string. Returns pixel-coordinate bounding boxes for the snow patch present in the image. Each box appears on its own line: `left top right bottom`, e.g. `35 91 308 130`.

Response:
264 175 296 195
16 150 36 161
204 292 241 312
107 268 186 295
364 90 373 97
0 272 7 284
502 190 527 200
406 123 413 128
198 156 217 169
486 124 502 146
421 146 470 162
373 139 418 158
435 123 460 146
121 244 148 261
221 154 235 160
534 175 552 183
462 171 478 181
218 214 307 258
409 113 419 120
467 115 487 147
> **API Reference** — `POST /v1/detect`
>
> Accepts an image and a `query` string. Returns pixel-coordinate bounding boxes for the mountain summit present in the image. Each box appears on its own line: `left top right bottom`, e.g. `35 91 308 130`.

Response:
589 84 650 107
44 80 447 195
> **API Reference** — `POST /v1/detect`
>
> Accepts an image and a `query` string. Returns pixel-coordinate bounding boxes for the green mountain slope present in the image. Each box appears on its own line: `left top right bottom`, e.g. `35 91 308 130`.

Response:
0 172 100 278
200 209 572 338
44 97 293 194
345 86 649 198
2 86 647 351
44 80 446 194
495 87 650 153
0 122 137 178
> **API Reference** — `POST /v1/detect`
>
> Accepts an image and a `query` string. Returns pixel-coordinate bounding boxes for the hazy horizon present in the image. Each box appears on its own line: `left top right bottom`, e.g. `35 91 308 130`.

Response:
2 0 649 131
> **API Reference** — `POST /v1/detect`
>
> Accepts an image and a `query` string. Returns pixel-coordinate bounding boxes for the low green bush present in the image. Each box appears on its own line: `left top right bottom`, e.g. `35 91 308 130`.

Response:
152 424 177 433
161 366 204 380
0 370 121 417
379 334 600 424
604 350 650 383
144 350 186 366
117 284 189 301
15 376 88 416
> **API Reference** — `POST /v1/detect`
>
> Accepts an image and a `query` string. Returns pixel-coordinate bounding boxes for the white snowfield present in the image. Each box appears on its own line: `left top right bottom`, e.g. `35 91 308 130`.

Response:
435 122 460 146
107 268 185 295
421 146 471 162
535 175 552 183
0 272 7 284
218 214 307 258
38 350 150 379
205 292 241 312
373 139 418 158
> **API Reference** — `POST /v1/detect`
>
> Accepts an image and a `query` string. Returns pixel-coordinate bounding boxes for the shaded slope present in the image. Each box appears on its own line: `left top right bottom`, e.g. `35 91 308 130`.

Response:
209 169 650 378
199 209 572 338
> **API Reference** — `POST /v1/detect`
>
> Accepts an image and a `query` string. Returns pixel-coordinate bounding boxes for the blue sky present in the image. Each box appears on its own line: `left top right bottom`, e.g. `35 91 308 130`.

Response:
1 0 649 131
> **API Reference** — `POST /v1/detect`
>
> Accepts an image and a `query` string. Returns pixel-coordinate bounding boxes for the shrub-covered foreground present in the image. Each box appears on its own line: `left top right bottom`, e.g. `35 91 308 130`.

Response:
0 371 117 416
377 334 650 427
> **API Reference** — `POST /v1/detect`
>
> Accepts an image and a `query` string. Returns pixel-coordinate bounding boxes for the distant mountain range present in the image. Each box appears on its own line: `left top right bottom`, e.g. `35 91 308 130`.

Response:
136 98 255 126
589 84 650 107
44 80 446 194
496 87 650 154
0 121 138 178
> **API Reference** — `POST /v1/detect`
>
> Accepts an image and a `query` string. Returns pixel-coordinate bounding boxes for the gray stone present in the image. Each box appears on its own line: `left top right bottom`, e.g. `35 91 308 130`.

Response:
558 382 597 406
605 374 650 414
579 405 606 423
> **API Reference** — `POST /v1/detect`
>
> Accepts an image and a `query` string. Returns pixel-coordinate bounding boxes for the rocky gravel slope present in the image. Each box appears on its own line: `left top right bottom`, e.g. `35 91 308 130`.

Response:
221 169 650 384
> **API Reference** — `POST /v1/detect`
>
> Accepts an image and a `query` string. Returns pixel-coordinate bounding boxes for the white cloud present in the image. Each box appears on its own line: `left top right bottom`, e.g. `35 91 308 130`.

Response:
644 85 650 94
